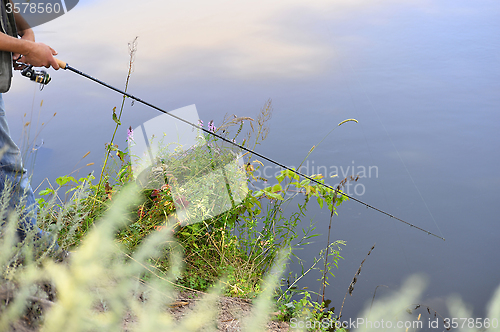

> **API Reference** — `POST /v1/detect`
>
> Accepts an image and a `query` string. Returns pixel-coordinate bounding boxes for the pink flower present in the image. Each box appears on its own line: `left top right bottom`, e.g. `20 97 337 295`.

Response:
127 126 134 142
208 120 216 132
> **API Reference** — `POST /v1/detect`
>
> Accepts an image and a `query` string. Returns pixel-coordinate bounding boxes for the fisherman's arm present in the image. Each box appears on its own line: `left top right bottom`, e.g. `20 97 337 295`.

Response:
0 1 59 69
0 32 58 69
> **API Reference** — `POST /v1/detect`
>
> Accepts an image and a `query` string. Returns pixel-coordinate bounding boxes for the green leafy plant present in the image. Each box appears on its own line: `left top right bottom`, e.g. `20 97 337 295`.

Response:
91 36 138 221
278 291 346 332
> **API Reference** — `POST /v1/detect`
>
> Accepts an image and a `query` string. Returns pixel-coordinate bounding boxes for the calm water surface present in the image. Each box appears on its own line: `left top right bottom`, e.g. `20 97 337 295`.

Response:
3 0 499 324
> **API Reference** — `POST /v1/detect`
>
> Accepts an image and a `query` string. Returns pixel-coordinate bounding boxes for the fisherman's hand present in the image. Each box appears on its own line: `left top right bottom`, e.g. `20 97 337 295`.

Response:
18 41 59 70
13 30 35 70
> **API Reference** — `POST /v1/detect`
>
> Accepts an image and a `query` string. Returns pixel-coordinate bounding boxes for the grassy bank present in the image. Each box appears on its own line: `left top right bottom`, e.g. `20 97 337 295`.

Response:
46 100 348 314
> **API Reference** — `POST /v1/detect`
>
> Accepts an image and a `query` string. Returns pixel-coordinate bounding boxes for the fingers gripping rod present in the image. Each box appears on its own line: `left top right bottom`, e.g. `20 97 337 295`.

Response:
55 58 445 241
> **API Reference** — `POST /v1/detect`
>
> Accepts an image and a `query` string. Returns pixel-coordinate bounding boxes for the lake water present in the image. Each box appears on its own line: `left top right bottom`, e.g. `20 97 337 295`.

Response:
4 0 500 326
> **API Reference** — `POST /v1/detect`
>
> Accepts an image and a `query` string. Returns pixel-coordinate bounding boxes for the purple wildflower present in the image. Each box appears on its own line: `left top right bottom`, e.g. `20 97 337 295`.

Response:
208 120 216 132
127 126 134 142
198 119 204 127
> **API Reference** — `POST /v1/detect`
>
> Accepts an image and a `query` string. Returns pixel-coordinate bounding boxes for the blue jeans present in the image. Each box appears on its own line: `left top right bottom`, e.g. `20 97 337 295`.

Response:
0 94 57 249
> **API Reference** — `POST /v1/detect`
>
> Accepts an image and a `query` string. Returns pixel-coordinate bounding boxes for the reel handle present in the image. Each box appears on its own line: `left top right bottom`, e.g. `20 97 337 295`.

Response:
55 58 67 70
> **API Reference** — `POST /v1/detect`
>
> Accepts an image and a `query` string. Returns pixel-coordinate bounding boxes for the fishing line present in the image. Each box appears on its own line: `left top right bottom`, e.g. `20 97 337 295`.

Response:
329 32 414 273
54 59 445 241
344 59 446 241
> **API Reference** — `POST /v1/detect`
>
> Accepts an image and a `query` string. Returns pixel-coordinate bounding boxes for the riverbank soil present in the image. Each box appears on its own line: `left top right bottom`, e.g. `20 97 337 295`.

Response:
2 285 290 332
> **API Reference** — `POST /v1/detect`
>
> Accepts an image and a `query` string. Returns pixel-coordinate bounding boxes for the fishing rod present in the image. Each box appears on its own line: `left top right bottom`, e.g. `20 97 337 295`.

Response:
51 58 445 241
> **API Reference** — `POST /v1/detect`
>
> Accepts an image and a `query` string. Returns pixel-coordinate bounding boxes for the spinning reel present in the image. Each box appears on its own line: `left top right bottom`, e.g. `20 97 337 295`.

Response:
17 62 51 89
